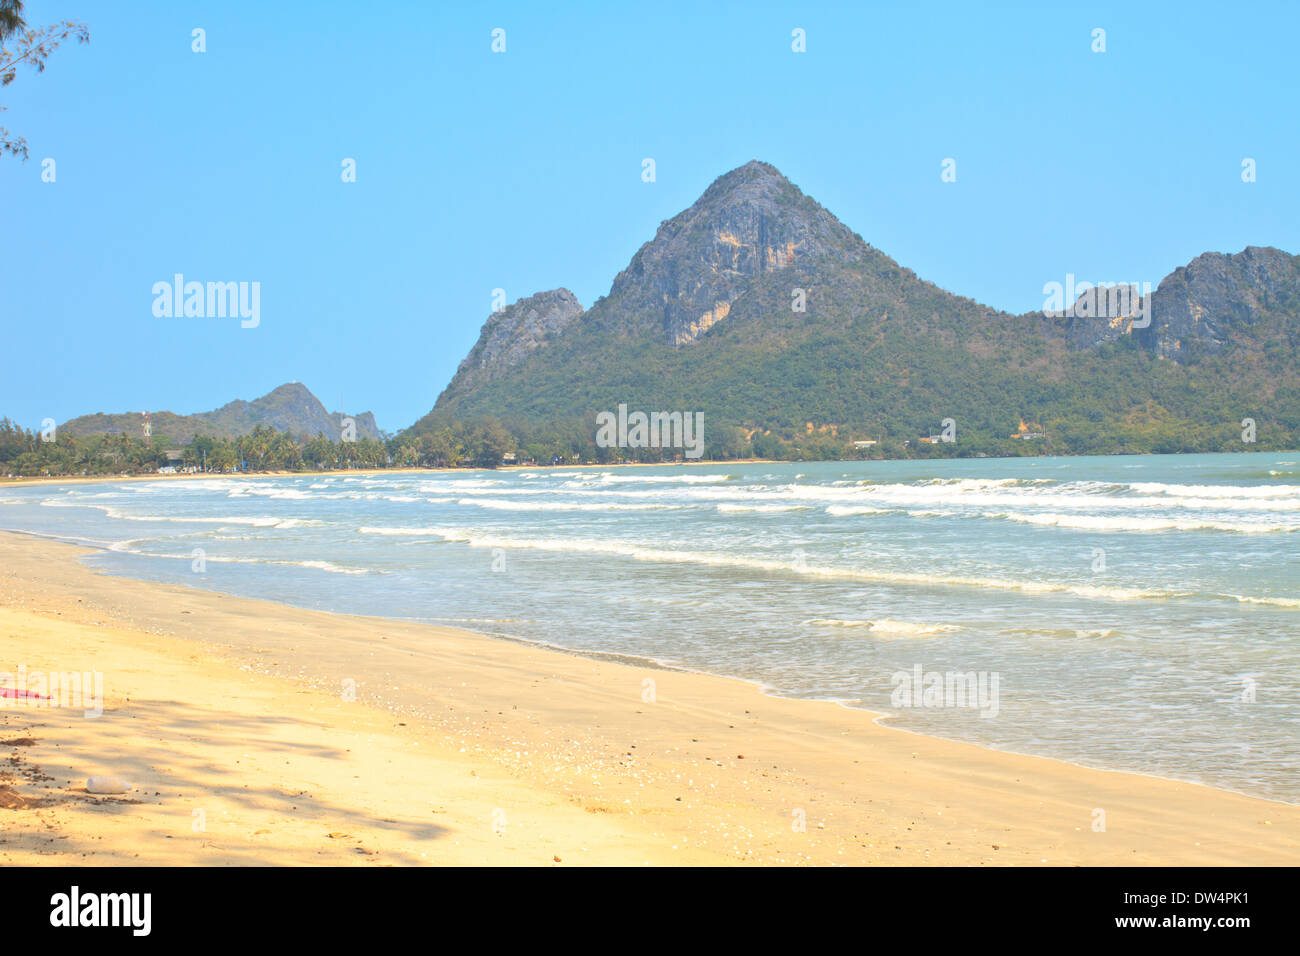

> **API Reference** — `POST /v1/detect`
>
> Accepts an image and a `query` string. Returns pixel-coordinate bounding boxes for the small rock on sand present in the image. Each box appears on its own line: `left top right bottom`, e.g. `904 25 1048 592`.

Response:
86 776 132 794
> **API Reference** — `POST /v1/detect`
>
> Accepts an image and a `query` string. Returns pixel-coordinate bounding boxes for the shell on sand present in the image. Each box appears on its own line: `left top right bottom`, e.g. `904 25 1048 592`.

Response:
86 775 132 794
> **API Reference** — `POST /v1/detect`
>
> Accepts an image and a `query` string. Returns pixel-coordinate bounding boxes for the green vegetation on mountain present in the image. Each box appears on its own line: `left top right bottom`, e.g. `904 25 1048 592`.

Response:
408 161 1300 461
58 383 382 445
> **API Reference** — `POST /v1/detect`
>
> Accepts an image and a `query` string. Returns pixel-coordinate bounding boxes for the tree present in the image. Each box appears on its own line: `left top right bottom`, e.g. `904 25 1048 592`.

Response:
0 1 89 159
394 441 418 467
0 1 24 41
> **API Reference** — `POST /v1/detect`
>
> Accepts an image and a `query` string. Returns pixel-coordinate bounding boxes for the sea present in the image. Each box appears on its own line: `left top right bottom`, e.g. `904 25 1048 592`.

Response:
2 452 1297 802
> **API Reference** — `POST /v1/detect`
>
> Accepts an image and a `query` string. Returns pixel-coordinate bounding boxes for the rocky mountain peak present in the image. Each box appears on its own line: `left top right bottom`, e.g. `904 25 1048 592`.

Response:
1142 245 1300 359
58 382 381 443
451 288 585 390
601 160 865 345
695 159 794 205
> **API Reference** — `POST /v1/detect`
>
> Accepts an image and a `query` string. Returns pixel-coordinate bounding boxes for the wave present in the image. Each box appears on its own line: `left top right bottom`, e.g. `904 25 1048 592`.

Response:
1126 481 1300 499
359 525 444 536
415 479 504 491
211 477 1300 514
791 482 1300 512
416 527 1171 601
227 486 316 500
128 479 238 493
717 503 812 514
40 500 315 529
1226 594 1300 609
988 511 1296 534
805 618 960 638
596 473 734 485
294 559 367 575
105 544 368 575
0 527 130 549
457 497 676 512
510 478 1296 514
917 477 1025 489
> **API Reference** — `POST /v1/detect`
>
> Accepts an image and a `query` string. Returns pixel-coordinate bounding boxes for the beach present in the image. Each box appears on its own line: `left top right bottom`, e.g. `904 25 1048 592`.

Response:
1 529 1296 866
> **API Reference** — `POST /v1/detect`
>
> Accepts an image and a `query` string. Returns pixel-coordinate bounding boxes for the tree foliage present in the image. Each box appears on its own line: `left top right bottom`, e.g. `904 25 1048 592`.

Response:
0 1 89 160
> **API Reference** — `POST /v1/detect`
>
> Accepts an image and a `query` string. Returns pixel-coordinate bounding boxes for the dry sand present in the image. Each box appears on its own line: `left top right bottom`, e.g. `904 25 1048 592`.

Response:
0 530 1295 866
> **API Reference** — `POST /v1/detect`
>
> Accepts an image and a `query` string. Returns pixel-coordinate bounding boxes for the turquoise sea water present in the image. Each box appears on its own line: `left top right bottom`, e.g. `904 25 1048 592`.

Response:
2 452 1297 801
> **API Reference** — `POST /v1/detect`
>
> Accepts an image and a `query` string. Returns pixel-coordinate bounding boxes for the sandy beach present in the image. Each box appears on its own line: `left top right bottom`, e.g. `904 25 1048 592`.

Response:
0 529 1296 866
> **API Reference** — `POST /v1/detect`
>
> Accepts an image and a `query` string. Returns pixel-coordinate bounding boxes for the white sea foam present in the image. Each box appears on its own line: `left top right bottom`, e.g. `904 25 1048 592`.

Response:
415 479 504 492
106 544 368 574
1226 594 1300 608
40 499 315 528
717 503 811 513
416 527 1170 601
359 525 443 536
458 497 675 512
1126 481 1300 499
805 618 960 637
596 473 734 485
268 475 1300 513
988 511 1296 534
228 486 315 500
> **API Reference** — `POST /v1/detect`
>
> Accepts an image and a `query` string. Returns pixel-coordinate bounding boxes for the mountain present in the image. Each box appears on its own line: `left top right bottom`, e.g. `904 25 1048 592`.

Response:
1139 246 1299 360
59 383 383 446
412 161 1300 457
595 160 868 345
449 288 584 392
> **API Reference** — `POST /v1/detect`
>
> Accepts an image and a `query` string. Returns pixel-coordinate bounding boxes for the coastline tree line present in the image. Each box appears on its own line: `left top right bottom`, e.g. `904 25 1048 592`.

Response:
1 410 1292 478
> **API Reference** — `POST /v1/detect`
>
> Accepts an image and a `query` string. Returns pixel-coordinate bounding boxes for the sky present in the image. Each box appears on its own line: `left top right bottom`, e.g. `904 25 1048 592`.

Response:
2 1 1297 433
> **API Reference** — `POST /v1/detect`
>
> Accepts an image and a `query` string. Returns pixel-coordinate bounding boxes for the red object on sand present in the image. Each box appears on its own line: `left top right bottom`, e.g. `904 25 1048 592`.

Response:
0 688 48 699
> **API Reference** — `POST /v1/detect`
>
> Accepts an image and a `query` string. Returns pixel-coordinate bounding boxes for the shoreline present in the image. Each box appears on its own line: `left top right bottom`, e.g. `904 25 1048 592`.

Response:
455 607 1299 811
0 460 784 488
6 522 1291 809
4 448 1294 488
1 530 1297 865
4 521 1292 810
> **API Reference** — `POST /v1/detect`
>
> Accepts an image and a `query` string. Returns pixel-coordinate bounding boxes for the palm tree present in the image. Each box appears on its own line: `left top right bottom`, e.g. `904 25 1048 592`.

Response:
0 1 24 42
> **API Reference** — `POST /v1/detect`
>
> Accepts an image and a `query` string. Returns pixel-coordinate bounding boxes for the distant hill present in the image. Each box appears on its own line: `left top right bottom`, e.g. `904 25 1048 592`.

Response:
59 383 382 446
411 160 1300 456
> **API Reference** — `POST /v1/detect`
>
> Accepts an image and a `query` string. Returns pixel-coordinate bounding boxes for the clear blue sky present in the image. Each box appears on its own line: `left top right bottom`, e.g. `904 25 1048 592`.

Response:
3 1 1296 433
